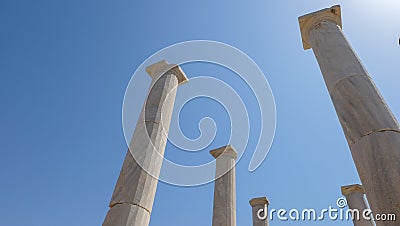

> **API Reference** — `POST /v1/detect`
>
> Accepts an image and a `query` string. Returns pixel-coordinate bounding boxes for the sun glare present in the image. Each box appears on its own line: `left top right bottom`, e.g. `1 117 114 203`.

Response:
365 0 400 12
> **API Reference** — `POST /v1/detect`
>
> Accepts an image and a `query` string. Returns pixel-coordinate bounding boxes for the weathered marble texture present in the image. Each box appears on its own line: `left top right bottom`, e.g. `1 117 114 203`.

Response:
103 203 150 226
211 145 237 226
350 132 400 219
103 60 188 226
249 197 269 226
299 6 400 226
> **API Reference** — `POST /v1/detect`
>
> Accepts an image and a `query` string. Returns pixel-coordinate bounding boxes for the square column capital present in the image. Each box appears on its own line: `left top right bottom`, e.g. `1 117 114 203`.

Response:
341 184 365 196
210 145 238 160
298 5 342 50
249 197 269 207
146 60 189 85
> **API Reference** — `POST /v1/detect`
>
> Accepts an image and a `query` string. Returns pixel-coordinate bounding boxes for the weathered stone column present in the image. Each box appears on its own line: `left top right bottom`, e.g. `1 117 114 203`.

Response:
103 60 188 226
210 145 237 226
249 197 269 226
299 5 400 224
342 184 374 226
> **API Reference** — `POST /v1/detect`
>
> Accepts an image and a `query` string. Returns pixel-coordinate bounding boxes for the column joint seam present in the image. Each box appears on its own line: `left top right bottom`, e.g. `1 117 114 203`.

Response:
331 74 369 92
144 120 160 124
361 129 400 138
350 129 400 148
109 202 151 215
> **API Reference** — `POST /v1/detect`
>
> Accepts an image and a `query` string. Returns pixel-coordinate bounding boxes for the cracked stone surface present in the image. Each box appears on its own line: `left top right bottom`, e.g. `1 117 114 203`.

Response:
330 73 399 145
103 60 187 226
103 204 150 226
350 132 400 219
299 6 400 226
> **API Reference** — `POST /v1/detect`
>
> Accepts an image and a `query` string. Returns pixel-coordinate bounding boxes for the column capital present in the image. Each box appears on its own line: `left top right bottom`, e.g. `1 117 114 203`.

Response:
298 5 342 50
210 145 238 160
145 60 189 85
341 184 365 196
249 197 269 207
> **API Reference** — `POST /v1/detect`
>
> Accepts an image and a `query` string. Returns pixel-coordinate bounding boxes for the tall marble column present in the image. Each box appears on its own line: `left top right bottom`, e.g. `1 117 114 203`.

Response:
341 184 374 226
299 5 400 224
210 145 237 226
103 60 188 226
249 197 269 226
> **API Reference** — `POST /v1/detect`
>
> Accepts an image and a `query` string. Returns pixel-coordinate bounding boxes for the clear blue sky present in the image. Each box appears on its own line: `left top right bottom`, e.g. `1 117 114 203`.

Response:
0 0 399 225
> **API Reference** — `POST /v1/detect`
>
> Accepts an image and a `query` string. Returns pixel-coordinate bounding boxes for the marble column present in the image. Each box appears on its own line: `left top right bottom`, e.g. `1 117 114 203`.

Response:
210 145 238 226
249 197 269 226
103 60 188 226
299 5 400 224
342 184 374 226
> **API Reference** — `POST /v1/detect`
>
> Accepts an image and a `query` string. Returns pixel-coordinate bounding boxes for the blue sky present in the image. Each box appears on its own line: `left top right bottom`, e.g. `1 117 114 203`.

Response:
0 0 399 225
